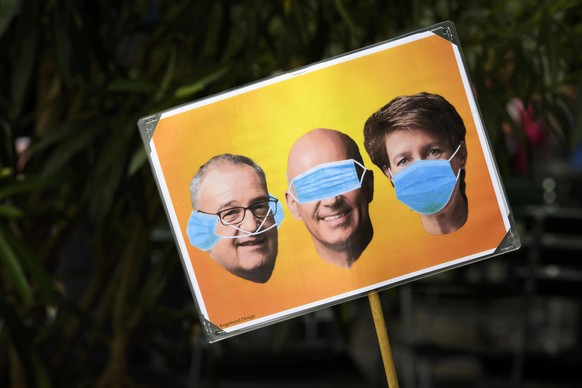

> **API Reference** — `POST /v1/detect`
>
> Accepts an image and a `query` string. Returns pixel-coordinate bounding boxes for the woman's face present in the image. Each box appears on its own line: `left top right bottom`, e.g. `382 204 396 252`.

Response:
383 128 464 178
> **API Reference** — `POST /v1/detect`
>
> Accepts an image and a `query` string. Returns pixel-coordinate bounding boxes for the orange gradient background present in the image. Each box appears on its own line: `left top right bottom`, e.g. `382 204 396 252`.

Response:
150 33 509 330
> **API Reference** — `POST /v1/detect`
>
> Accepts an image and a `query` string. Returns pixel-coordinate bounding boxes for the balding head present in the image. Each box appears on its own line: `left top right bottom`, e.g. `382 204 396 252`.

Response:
285 128 373 268
287 128 364 182
188 154 278 283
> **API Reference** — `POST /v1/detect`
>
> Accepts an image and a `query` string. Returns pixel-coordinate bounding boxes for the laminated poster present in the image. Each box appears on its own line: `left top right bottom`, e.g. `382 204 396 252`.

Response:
138 21 521 342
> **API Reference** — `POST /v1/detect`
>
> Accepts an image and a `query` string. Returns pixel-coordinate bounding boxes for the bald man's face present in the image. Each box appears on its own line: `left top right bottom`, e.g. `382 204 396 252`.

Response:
286 131 373 254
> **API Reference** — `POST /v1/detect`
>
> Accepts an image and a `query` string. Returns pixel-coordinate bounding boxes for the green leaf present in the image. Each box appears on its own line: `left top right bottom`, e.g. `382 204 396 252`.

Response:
8 231 56 304
10 0 38 104
89 123 133 219
155 45 177 101
127 147 147 177
0 228 32 305
31 353 52 388
0 204 24 218
333 0 358 36
0 175 61 200
51 8 73 86
0 0 20 39
26 121 83 156
541 13 559 87
40 125 102 177
107 78 157 93
174 65 230 99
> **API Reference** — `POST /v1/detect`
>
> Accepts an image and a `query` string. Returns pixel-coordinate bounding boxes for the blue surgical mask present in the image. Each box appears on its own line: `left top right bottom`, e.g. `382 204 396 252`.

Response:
186 196 284 251
288 159 367 203
389 145 462 215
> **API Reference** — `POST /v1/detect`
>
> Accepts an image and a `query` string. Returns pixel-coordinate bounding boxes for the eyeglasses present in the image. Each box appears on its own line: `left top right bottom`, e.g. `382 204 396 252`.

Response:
201 197 278 226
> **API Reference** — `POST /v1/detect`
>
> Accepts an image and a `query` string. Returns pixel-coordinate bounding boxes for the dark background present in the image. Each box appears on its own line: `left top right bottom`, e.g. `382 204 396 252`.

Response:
1 1 582 387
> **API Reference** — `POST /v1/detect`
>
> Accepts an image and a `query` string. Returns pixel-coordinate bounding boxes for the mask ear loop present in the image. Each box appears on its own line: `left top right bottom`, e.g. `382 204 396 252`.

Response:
353 159 368 186
454 166 463 180
287 181 301 203
217 207 276 239
448 144 463 180
448 144 462 161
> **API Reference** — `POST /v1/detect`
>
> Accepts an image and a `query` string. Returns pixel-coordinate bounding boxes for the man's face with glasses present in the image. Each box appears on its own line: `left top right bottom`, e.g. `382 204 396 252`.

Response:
196 162 278 283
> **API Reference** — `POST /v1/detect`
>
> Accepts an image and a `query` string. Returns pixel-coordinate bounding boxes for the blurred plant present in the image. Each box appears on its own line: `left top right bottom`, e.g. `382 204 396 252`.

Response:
454 0 582 176
1 0 581 387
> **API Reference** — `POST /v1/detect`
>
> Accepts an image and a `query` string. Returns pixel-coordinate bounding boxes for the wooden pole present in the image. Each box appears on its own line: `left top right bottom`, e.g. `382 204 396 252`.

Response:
368 291 399 388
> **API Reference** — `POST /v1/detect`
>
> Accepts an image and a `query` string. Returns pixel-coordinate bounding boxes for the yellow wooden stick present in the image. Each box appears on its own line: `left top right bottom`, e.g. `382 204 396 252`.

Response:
368 291 399 387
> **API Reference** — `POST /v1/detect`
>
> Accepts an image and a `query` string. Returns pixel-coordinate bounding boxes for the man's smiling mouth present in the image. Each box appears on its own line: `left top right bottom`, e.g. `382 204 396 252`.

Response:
319 208 352 222
323 213 344 221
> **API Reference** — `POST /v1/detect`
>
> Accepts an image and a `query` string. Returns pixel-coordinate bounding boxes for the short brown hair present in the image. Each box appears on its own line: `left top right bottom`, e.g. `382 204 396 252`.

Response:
363 92 466 170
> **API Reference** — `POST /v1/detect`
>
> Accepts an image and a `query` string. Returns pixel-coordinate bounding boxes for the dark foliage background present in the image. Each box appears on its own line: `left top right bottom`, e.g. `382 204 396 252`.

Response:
1 1 581 387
